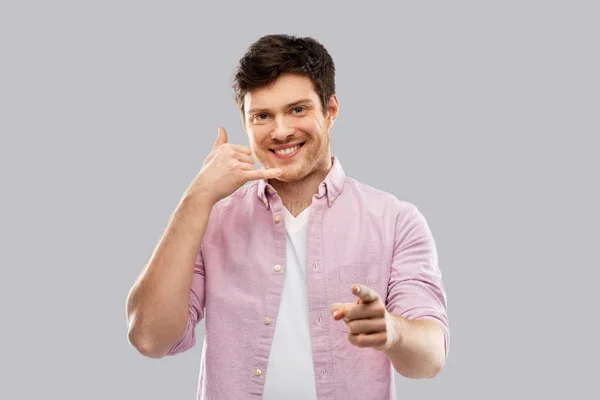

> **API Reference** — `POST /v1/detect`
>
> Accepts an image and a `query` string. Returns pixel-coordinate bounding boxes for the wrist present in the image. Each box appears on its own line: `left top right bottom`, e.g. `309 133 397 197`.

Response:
181 187 217 210
175 191 215 224
383 313 407 352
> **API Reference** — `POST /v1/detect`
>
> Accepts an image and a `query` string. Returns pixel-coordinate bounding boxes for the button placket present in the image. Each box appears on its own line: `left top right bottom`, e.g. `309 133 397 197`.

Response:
313 261 323 273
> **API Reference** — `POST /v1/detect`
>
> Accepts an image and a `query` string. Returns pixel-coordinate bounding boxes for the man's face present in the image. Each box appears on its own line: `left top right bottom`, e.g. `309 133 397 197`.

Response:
242 73 338 183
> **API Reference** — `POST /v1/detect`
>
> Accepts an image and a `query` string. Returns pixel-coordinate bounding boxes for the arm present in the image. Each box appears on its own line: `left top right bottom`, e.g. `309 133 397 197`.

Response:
383 313 446 378
126 194 213 359
330 284 447 379
125 126 282 359
385 204 449 377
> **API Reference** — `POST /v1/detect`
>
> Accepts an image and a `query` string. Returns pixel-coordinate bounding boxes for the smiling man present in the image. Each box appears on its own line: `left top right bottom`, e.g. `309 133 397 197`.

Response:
242 72 336 217
126 34 449 400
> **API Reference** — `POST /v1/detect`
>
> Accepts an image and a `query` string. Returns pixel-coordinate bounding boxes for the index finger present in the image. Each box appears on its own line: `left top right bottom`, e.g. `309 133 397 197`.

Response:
352 284 379 304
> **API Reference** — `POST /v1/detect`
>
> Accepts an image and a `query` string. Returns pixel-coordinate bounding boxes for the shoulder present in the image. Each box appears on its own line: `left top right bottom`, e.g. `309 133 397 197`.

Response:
342 176 417 218
343 177 435 246
210 181 260 216
200 182 260 241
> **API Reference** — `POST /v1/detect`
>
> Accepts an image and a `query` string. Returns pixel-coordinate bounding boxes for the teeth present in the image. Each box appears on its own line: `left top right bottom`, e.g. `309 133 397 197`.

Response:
275 145 300 155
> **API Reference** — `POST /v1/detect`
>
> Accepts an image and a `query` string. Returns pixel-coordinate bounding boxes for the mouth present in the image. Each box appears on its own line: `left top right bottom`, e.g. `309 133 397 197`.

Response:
269 142 305 159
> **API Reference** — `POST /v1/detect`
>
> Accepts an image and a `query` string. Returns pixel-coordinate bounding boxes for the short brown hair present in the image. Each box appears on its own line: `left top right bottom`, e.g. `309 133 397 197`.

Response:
233 34 336 116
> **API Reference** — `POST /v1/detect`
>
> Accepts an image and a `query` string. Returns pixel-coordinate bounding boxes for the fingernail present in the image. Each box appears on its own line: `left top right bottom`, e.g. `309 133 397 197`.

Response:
333 310 339 318
354 285 361 294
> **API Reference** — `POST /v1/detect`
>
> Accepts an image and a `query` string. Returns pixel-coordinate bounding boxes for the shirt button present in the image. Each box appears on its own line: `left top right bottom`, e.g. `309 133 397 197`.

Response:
264 317 272 325
263 197 268 204
329 195 335 202
317 314 322 323
274 265 281 272
274 214 281 223
267 187 274 194
254 368 262 376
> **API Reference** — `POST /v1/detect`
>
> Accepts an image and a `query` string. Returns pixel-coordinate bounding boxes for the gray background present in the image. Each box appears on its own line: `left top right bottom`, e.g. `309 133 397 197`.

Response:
1 1 598 399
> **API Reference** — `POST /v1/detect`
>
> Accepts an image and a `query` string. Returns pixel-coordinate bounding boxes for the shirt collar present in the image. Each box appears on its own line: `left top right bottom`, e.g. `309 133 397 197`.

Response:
256 155 346 209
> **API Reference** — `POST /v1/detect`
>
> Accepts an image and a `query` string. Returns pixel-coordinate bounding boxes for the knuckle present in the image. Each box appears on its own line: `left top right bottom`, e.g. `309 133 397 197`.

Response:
379 320 387 331
346 322 355 334
222 144 234 154
229 160 239 169
356 335 366 347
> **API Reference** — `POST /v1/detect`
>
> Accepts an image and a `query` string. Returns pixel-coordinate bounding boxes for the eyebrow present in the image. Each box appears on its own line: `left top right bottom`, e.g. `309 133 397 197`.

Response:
246 99 314 115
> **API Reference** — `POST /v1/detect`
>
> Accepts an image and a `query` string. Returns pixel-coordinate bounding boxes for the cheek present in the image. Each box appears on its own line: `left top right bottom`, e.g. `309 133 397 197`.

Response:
248 128 269 148
298 119 323 139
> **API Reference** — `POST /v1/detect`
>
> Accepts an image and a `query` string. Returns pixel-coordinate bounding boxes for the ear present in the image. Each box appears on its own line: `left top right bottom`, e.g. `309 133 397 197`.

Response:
326 94 339 130
240 109 248 134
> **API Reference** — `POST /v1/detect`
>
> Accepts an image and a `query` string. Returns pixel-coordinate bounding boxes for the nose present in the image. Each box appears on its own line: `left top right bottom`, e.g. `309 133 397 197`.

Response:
271 115 294 141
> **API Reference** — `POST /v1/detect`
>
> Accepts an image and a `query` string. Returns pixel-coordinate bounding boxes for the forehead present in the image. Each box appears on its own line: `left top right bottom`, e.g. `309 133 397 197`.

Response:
243 73 319 112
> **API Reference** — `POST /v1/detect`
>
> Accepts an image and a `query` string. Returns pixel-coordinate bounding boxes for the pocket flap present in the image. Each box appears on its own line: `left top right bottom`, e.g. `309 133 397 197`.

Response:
338 263 382 285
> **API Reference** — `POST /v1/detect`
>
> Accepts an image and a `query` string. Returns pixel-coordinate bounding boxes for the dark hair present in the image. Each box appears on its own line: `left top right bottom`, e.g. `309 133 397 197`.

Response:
233 34 336 116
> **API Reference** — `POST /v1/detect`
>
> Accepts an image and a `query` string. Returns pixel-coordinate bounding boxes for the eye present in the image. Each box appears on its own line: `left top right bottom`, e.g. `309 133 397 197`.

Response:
292 106 305 114
254 113 270 122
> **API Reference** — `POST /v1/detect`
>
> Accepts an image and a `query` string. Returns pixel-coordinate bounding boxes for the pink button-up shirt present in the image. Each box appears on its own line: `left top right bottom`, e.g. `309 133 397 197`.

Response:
167 156 449 399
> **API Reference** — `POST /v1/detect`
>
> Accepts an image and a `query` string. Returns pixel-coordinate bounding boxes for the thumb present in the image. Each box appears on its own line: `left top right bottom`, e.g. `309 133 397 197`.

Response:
213 126 228 148
352 284 379 304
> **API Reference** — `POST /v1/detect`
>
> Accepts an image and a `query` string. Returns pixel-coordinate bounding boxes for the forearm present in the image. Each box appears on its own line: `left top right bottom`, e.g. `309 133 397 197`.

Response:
384 314 446 379
126 193 213 357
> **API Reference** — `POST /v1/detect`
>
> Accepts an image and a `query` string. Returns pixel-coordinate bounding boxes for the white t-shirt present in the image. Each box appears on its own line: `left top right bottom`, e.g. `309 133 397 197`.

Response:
262 205 318 399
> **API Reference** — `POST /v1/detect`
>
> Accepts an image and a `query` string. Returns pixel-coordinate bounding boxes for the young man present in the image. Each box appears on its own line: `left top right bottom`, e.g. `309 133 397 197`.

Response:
126 34 449 399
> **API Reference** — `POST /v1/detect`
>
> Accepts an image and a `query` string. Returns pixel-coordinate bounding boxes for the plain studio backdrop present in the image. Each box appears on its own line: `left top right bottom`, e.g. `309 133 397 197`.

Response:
1 1 598 399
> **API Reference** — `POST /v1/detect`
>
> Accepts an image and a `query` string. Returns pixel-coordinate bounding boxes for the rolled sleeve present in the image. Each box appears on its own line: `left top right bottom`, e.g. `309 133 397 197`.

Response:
386 204 450 356
166 247 206 356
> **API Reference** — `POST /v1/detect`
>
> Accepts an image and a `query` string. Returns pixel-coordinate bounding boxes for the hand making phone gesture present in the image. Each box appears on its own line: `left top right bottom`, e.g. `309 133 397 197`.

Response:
185 127 282 204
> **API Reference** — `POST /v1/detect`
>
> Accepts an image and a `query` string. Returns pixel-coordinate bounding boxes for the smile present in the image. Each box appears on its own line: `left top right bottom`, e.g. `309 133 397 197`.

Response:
270 142 305 159
275 144 301 155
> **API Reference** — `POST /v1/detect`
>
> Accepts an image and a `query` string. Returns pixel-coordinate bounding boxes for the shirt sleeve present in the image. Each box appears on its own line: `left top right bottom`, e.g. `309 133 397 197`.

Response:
386 203 450 356
165 246 206 356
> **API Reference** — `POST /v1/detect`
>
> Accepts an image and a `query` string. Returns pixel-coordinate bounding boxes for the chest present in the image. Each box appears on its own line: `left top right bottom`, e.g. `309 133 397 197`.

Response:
202 206 394 307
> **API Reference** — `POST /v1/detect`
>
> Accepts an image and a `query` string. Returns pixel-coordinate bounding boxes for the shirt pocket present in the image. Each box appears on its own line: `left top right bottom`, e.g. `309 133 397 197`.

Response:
337 263 384 333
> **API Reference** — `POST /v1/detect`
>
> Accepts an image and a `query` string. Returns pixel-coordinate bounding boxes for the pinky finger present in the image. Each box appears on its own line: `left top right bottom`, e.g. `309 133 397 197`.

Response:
347 331 388 349
243 167 283 181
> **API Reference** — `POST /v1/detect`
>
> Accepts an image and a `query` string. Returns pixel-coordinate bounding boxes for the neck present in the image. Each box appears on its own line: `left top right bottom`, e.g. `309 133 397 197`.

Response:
269 158 332 217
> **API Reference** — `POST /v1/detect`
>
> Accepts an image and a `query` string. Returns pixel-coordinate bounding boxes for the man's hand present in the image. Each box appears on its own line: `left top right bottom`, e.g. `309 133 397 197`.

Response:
329 284 402 351
184 127 283 205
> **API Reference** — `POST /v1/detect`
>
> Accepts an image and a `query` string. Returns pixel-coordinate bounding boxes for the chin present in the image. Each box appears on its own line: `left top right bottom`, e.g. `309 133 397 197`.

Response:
273 164 309 183
272 170 302 183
